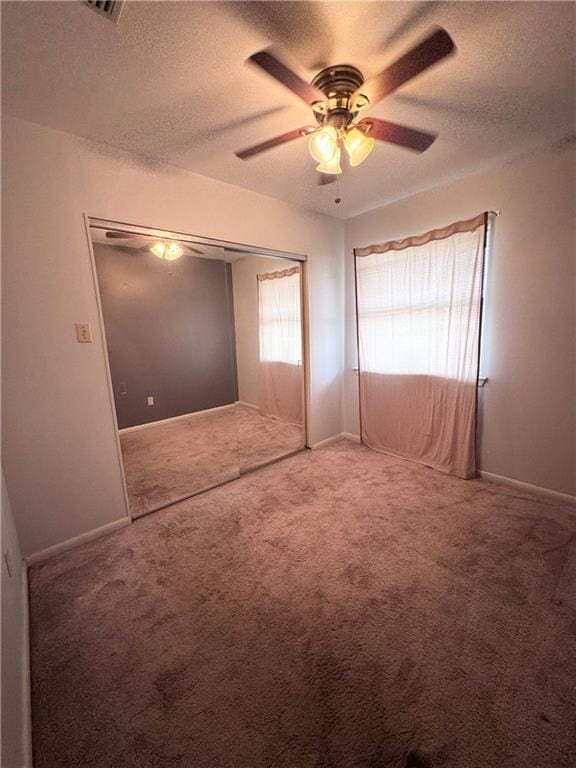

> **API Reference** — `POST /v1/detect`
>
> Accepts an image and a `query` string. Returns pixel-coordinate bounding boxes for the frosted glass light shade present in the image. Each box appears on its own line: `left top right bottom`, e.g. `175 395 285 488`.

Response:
316 147 342 175
308 125 338 163
344 127 375 166
151 241 183 261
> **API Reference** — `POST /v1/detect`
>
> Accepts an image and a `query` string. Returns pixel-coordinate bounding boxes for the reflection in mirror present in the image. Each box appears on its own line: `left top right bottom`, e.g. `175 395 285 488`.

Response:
90 226 241 518
89 224 307 519
232 256 305 470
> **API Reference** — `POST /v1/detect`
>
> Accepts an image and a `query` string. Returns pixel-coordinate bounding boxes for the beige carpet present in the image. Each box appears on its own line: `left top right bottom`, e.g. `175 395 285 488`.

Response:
120 404 305 517
236 403 304 470
29 440 576 768
119 408 240 518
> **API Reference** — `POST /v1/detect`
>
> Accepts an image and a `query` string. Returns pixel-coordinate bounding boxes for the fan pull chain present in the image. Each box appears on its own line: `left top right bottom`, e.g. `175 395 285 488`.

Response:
334 176 342 205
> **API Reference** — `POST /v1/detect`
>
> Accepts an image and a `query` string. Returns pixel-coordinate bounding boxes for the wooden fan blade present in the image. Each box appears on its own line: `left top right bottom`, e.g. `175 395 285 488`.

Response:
235 126 315 159
106 231 141 239
318 173 336 186
249 49 325 105
352 27 455 109
361 118 437 152
185 245 204 255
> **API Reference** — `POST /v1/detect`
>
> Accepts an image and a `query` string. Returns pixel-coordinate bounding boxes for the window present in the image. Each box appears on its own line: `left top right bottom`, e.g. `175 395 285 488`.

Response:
258 268 302 366
356 227 485 380
353 214 488 478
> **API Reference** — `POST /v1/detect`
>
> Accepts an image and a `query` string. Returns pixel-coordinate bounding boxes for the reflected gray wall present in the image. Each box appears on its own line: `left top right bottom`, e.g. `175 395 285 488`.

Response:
94 244 238 429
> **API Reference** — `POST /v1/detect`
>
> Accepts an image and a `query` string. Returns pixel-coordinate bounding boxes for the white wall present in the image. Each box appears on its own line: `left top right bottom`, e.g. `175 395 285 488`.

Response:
1 472 31 768
231 255 293 407
344 145 576 496
2 116 344 559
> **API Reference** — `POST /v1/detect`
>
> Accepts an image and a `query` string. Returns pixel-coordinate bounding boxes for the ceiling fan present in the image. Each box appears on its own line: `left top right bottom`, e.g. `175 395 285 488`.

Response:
235 27 455 181
105 231 204 261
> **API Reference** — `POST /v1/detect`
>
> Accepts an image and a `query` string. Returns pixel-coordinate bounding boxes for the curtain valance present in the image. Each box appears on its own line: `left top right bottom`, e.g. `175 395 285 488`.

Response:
354 213 486 258
257 266 300 281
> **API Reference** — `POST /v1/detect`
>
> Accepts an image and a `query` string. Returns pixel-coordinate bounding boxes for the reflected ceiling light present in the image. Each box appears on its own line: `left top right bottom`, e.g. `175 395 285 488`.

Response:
343 126 375 167
150 241 183 261
315 146 342 175
308 125 338 164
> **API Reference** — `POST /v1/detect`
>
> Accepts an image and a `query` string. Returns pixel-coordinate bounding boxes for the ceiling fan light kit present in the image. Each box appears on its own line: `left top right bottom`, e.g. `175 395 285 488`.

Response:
343 126 375 167
308 124 339 164
150 241 184 261
105 230 203 258
307 113 375 174
235 27 456 182
307 63 373 173
316 146 343 175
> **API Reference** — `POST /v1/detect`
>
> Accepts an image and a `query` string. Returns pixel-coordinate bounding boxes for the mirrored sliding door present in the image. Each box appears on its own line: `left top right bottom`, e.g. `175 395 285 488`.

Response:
89 222 307 519
231 256 306 471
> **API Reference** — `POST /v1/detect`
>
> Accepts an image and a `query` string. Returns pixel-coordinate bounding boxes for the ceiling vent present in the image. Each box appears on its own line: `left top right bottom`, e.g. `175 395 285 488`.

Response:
84 0 124 24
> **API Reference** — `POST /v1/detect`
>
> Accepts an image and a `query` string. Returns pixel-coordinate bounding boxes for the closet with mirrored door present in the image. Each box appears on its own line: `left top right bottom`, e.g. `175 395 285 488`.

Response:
88 219 308 519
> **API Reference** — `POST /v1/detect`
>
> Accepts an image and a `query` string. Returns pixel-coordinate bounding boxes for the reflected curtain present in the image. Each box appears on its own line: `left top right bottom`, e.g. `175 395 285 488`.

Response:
355 214 487 478
258 266 303 425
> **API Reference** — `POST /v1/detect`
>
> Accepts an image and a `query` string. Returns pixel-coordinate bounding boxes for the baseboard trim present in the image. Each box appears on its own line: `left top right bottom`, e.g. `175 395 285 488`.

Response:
311 432 361 449
26 517 131 566
22 566 33 768
479 470 576 506
235 400 259 411
119 403 235 434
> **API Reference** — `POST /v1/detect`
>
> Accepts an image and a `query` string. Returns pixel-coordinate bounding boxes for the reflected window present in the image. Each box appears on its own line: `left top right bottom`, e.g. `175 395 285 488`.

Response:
258 267 302 366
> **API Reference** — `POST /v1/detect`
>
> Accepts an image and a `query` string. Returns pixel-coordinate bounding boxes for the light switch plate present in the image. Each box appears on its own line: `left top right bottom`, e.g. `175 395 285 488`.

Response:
75 323 92 343
147 396 154 406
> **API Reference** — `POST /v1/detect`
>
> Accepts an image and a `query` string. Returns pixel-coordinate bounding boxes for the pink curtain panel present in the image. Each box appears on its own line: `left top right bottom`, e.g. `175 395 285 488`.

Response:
257 266 303 426
355 214 487 479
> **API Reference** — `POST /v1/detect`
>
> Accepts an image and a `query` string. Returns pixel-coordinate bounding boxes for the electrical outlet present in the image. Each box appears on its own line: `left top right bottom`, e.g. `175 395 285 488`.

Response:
147 396 154 406
75 323 92 343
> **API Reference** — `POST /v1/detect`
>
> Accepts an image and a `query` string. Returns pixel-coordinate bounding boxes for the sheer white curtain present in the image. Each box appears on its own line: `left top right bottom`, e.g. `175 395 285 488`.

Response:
355 214 486 478
258 266 303 424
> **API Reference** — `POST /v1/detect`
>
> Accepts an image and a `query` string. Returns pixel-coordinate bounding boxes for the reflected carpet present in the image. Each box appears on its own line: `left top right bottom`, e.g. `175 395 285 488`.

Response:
120 404 304 518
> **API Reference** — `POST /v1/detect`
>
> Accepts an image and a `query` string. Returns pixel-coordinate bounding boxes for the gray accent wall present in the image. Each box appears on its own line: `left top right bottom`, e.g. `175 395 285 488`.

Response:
94 243 238 429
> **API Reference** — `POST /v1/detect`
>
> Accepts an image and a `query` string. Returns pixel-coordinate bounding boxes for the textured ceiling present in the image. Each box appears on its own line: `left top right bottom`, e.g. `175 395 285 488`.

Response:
3 1 575 219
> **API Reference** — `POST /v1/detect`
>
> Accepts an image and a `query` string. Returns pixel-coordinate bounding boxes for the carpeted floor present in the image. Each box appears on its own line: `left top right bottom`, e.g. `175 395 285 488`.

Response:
29 440 576 768
120 404 304 517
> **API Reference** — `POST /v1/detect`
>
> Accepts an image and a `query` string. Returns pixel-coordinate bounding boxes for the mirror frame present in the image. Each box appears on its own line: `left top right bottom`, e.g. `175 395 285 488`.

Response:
84 215 311 521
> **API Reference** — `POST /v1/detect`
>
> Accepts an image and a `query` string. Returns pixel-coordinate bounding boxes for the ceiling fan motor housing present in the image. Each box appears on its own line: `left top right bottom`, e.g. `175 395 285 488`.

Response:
236 28 453 161
311 65 368 128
